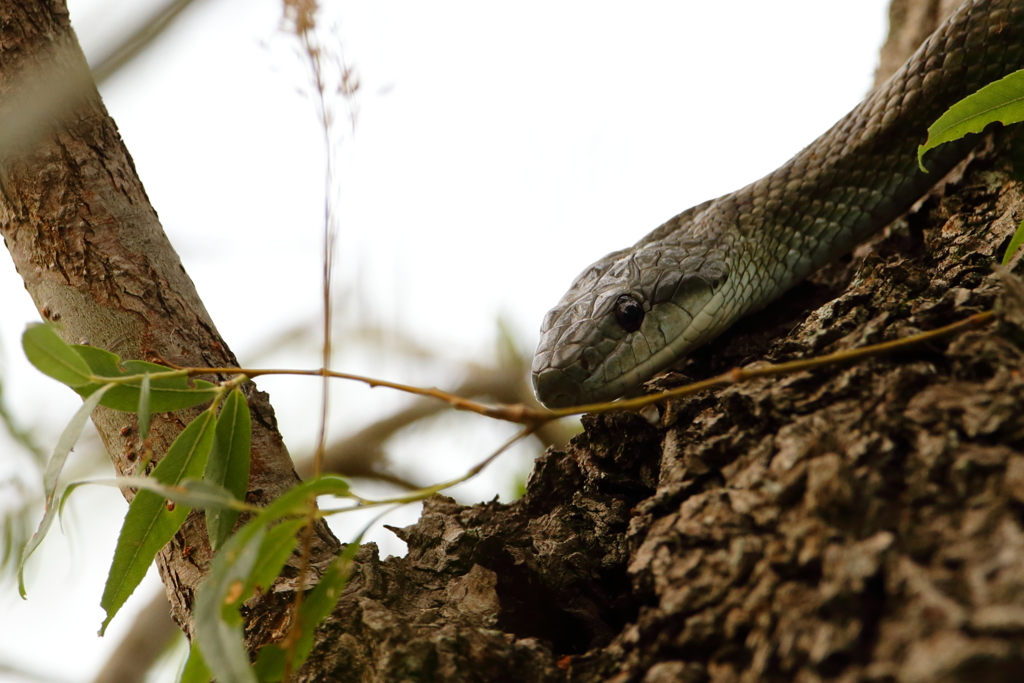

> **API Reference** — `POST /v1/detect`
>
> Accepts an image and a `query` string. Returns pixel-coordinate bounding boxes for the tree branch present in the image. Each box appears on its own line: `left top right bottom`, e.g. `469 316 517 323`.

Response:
0 0 337 647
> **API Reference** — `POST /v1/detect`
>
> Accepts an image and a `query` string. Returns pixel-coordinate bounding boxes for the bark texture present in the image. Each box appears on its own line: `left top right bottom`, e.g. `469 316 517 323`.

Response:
7 2 1024 682
305 140 1024 683
296 6 1024 683
301 129 1024 681
0 0 338 645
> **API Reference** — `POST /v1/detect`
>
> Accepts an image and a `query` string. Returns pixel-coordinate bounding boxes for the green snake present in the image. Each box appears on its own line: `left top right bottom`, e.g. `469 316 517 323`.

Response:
532 0 1024 409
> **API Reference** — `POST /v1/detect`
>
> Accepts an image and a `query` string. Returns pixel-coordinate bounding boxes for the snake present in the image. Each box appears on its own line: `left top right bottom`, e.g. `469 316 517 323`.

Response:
532 0 1024 409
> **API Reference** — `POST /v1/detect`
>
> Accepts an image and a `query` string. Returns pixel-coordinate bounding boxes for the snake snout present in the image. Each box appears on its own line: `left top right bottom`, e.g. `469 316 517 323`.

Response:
532 367 581 409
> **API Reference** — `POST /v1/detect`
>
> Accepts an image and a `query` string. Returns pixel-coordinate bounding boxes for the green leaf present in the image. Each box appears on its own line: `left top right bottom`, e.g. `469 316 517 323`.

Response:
99 409 218 635
194 525 265 683
71 345 124 377
22 324 92 387
123 359 218 411
178 479 249 509
1003 218 1024 265
138 373 152 442
232 519 305 620
189 474 351 680
58 480 88 520
18 384 113 597
919 68 1024 171
253 540 361 681
82 477 247 512
178 642 212 683
205 389 252 550
72 346 218 412
252 509 385 682
254 474 351 525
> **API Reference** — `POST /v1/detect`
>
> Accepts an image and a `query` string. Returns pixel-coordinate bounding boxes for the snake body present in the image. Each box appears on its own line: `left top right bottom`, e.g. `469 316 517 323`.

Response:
532 0 1024 409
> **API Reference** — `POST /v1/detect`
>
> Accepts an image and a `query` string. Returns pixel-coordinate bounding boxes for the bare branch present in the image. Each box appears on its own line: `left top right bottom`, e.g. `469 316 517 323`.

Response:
90 0 202 85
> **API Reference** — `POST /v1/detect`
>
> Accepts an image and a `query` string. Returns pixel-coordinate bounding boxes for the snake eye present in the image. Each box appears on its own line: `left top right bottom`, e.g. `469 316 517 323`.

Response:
614 294 645 332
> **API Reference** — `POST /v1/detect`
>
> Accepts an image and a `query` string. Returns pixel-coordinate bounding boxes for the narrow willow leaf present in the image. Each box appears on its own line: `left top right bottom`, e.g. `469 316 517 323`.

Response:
100 409 218 635
918 68 1024 171
56 479 244 540
253 474 351 525
72 344 124 376
254 538 362 681
188 475 351 679
83 477 246 512
1003 218 1024 265
22 324 92 387
181 479 248 508
205 389 252 550
121 360 217 411
137 373 151 442
178 642 212 683
72 345 218 412
58 480 89 519
217 518 306 627
207 474 350 559
194 525 265 683
18 385 112 597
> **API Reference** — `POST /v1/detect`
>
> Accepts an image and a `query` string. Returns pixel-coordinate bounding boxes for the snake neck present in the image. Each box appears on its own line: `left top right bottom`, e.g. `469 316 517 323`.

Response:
533 0 1024 409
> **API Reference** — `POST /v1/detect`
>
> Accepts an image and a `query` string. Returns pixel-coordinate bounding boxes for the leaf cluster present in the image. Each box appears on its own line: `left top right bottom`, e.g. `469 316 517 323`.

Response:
18 324 355 682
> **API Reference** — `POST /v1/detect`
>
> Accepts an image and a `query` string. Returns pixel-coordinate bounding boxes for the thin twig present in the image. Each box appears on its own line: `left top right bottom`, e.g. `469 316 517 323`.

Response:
186 309 997 424
295 360 572 484
549 310 998 418
278 1 359 679
91 0 200 84
309 16 334 481
318 425 537 513
187 366 546 422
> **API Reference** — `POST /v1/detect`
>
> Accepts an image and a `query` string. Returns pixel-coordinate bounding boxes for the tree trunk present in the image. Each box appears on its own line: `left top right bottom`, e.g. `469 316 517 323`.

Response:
6 1 1024 682
290 5 1024 683
0 0 339 647
874 0 961 86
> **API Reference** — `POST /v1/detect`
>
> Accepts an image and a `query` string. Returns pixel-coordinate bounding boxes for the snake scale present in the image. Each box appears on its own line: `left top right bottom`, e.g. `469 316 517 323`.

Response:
532 0 1024 409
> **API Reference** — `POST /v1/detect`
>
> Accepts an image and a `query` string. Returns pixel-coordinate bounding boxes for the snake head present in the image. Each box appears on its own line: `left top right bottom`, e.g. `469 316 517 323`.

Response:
532 239 729 408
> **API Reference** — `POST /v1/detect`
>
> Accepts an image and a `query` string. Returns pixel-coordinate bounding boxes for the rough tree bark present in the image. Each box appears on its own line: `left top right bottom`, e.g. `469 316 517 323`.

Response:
292 2 1024 681
6 2 1024 683
0 0 338 651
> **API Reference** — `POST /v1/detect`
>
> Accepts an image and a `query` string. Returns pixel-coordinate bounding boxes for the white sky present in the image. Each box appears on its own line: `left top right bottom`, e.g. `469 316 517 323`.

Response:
0 1 889 681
